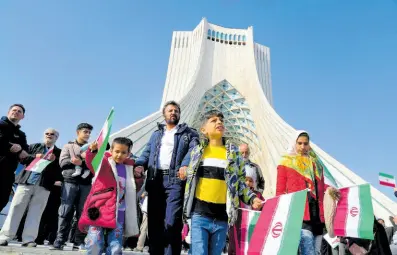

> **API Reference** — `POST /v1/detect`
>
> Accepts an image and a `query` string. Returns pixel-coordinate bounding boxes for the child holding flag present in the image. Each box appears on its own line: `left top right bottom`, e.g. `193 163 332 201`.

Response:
78 137 140 254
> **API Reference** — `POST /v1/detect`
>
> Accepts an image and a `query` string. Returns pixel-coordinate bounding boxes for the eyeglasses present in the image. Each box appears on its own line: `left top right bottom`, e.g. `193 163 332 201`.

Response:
45 133 55 136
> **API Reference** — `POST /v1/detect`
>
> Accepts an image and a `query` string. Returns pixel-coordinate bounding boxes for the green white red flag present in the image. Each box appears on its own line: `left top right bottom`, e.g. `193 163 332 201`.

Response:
91 108 115 172
247 190 307 255
26 147 54 173
379 172 395 188
333 184 374 240
229 209 261 255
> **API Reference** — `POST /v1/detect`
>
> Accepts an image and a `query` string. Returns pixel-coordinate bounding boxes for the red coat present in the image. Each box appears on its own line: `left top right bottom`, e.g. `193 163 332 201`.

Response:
276 164 327 222
78 150 140 237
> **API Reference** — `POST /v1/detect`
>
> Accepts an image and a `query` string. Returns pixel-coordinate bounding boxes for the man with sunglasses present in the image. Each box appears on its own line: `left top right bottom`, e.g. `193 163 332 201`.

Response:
51 123 94 251
0 128 61 247
0 104 29 214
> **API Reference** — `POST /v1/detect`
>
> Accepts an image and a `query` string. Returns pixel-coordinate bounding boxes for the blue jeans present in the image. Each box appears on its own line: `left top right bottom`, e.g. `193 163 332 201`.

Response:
299 229 322 255
191 214 228 255
85 222 123 255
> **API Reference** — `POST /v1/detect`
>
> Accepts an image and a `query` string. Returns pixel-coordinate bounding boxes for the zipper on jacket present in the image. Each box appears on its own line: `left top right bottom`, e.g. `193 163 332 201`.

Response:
93 187 114 196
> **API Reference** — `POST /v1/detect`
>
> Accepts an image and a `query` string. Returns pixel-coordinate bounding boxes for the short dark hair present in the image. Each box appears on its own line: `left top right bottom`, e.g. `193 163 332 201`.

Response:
200 110 224 127
76 123 93 131
112 137 133 151
162 100 181 115
9 104 26 114
298 132 310 141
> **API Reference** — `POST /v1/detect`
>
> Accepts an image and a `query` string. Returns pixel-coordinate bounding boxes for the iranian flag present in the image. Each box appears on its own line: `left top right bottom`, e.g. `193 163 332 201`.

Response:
247 190 307 255
26 147 54 173
229 209 260 255
333 184 374 240
379 172 395 188
91 108 115 172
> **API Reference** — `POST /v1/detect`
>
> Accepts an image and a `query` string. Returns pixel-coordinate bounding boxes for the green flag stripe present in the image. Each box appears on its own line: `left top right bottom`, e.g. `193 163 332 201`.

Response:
278 191 307 255
92 109 114 172
358 184 374 239
248 212 260 242
379 172 394 179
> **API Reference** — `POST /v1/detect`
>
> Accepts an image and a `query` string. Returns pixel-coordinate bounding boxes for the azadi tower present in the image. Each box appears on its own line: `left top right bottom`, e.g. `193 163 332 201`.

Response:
112 18 396 223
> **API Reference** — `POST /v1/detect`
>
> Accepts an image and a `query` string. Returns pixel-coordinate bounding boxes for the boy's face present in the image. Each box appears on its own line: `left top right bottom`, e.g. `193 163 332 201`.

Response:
111 143 130 164
201 116 224 140
77 128 91 142
245 177 254 189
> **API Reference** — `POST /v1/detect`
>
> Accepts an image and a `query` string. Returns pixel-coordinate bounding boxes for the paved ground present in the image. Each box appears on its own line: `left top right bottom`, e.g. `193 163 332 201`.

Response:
0 242 152 255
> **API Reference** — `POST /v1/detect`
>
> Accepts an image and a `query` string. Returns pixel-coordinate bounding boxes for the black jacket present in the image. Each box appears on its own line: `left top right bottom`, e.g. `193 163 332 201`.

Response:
0 116 28 176
16 143 62 191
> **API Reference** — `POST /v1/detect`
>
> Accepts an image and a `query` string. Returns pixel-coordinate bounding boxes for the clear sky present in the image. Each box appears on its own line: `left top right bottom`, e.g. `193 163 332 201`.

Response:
1 0 397 200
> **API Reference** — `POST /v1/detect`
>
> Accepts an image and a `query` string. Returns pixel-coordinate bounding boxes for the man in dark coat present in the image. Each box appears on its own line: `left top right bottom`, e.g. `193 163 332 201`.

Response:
0 104 29 213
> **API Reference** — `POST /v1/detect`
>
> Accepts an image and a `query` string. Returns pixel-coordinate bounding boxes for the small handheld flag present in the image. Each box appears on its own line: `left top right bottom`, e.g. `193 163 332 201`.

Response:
91 108 115 172
379 172 396 188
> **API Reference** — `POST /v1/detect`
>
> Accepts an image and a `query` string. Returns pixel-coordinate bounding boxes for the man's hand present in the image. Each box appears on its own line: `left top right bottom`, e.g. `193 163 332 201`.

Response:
81 152 87 159
54 181 62 187
177 166 188 180
71 157 82 166
134 166 144 178
89 142 98 151
19 150 29 160
251 197 264 210
48 154 56 161
10 143 22 153
36 154 44 159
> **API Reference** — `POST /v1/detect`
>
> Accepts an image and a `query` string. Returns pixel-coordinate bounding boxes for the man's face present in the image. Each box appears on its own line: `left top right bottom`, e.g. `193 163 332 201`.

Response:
77 128 91 142
7 106 24 123
239 144 250 160
164 105 180 126
378 219 385 227
44 130 58 144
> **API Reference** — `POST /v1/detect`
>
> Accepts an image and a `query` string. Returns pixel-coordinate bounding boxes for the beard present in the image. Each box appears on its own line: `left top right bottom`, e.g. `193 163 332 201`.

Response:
166 117 180 125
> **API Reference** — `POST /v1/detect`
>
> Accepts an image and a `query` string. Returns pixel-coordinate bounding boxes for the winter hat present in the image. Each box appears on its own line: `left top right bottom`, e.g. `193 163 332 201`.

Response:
245 164 257 189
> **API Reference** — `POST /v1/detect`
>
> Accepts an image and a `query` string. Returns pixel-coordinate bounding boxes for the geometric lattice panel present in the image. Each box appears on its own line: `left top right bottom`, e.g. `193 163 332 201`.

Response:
192 80 259 147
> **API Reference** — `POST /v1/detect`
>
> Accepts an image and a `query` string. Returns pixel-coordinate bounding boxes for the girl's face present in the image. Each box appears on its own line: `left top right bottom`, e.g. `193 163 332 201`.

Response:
295 136 310 155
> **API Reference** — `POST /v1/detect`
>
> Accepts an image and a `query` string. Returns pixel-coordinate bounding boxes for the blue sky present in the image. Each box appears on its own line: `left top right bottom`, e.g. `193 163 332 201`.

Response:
1 0 397 199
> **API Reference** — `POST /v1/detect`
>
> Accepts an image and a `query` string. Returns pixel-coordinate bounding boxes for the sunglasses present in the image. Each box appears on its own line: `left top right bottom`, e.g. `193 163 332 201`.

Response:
45 133 55 136
297 142 309 146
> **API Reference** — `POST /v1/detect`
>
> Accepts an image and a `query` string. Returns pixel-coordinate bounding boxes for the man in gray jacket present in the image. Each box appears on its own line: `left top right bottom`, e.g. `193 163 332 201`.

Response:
51 123 93 251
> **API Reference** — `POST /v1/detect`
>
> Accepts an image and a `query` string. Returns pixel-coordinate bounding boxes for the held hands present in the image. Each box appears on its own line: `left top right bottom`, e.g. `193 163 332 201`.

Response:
134 166 144 178
177 166 187 180
10 143 22 153
71 157 82 166
18 150 28 160
251 197 264 210
36 154 44 159
89 142 98 151
54 181 62 187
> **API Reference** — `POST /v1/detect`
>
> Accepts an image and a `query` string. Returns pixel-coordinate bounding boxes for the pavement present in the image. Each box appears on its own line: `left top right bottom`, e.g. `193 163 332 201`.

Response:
0 242 152 254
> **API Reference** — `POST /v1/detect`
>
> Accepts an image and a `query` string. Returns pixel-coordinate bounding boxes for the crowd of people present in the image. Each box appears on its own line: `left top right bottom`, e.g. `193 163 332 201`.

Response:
0 102 396 255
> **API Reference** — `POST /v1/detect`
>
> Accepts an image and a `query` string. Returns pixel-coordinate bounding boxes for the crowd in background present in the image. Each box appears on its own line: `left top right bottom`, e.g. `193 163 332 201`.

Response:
0 102 396 255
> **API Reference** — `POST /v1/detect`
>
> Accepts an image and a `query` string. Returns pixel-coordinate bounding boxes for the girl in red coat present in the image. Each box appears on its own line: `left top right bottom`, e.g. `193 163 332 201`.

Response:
276 131 337 255
79 137 139 255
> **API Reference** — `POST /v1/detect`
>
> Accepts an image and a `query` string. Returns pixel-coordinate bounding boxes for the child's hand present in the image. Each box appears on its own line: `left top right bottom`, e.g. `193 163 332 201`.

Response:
251 197 264 210
177 166 187 180
89 141 98 151
134 166 144 177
